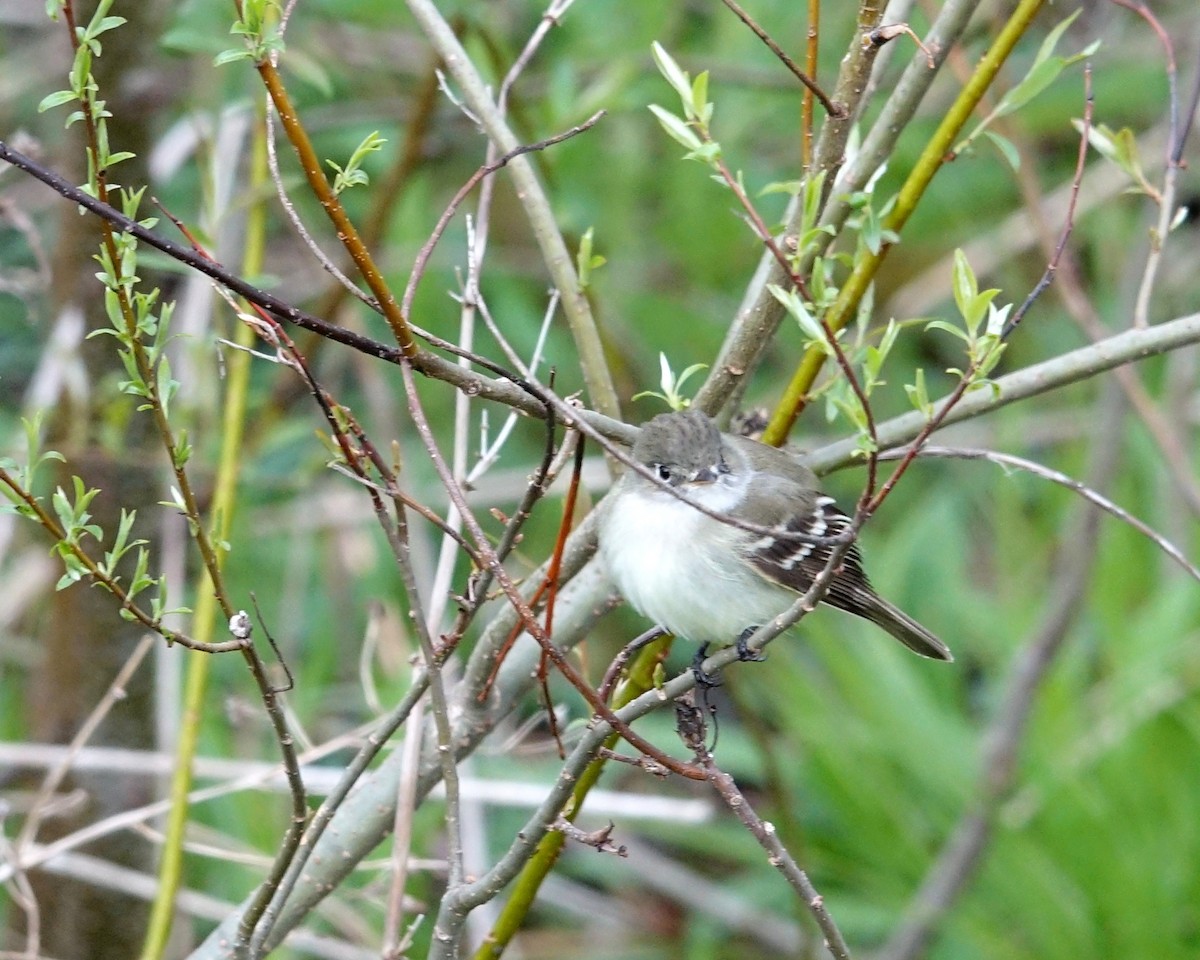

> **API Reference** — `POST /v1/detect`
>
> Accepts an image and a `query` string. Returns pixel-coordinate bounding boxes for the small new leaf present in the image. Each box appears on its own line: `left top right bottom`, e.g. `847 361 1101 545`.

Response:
924 319 970 343
1078 122 1158 199
952 248 977 320
648 105 702 152
905 368 934 420
160 487 187 515
172 430 192 469
576 227 606 290
651 42 694 106
631 352 707 411
768 284 826 349
38 89 77 112
215 47 255 66
983 131 1021 171
863 319 899 391
327 130 386 195
690 70 711 125
950 249 1000 335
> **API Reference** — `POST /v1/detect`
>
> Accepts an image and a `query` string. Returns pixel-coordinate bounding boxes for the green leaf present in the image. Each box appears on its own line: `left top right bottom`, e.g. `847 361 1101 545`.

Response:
156 353 178 419
651 42 692 105
986 302 1013 340
991 10 1095 121
38 89 77 112
801 171 826 237
88 15 127 38
863 319 899 389
951 249 978 324
983 131 1021 171
768 284 826 348
129 547 154 598
632 353 707 411
106 150 136 168
690 70 711 125
976 340 1007 378
215 47 254 66
859 204 883 255
992 58 1063 120
57 569 85 591
954 13 1096 156
160 487 187 514
648 105 702 152
576 227 606 290
905 368 933 419
924 319 970 343
105 508 138 565
172 430 192 469
1078 122 1155 197
674 363 707 396
759 180 803 197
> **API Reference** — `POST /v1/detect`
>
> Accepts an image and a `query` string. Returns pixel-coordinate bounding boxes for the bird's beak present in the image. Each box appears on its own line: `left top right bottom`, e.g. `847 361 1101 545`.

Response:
688 464 721 484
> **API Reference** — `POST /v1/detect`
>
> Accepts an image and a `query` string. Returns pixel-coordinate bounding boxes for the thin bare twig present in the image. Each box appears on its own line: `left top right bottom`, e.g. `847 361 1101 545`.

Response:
865 22 935 68
15 635 156 852
1108 0 1182 328
242 678 431 952
718 0 843 116
0 815 42 958
381 694 426 957
550 817 627 857
677 695 852 960
1003 63 1093 338
400 112 606 319
895 447 1200 582
406 0 622 423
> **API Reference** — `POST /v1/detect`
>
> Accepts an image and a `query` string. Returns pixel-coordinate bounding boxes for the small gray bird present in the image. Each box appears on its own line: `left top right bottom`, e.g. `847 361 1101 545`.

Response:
600 409 952 663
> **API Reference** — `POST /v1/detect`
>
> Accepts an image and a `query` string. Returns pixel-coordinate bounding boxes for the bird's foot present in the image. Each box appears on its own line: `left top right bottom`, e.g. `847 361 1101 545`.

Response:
690 643 722 688
735 627 767 663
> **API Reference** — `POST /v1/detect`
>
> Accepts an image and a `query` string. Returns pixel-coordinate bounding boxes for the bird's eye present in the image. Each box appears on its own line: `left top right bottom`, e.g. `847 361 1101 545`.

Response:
654 463 673 483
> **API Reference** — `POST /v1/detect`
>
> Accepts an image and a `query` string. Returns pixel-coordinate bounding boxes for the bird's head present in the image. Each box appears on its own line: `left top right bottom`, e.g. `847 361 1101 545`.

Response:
630 410 729 488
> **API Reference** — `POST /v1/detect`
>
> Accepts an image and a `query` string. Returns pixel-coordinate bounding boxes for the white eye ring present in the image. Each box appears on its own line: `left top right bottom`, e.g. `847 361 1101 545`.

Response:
654 463 673 482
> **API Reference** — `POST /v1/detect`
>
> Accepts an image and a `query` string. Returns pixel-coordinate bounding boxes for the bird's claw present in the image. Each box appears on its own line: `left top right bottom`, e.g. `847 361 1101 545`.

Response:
690 643 722 688
735 627 767 663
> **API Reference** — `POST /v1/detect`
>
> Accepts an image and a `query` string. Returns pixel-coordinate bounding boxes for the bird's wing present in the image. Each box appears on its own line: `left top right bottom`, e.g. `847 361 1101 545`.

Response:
740 489 874 612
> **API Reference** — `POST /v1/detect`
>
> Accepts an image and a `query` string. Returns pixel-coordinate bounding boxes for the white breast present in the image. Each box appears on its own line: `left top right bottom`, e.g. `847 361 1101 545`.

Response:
600 479 794 644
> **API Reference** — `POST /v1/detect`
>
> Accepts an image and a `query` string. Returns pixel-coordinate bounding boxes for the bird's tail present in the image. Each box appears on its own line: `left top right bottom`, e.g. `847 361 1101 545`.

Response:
854 591 954 662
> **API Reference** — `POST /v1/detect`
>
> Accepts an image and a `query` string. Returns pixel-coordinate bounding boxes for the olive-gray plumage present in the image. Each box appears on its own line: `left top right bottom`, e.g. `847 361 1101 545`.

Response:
601 409 951 661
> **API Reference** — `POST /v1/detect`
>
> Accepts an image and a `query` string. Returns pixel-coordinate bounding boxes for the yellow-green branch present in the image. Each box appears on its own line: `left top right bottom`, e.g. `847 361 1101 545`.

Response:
764 0 1046 447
